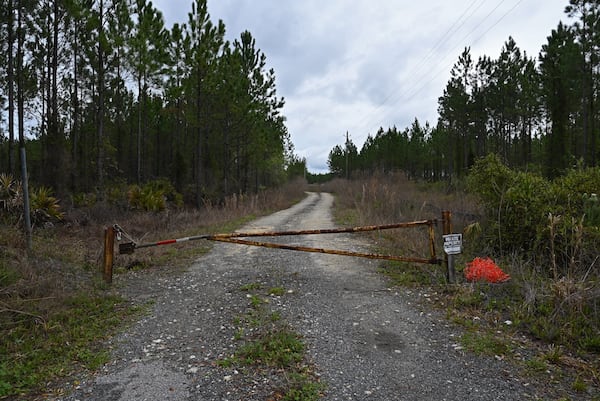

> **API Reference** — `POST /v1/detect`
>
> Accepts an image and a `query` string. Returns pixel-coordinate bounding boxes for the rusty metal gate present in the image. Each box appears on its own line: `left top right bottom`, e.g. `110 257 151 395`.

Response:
102 211 455 284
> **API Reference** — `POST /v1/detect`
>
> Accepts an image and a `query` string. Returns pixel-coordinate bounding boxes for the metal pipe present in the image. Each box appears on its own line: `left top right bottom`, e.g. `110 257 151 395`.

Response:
442 211 455 283
118 220 442 266
210 236 441 265
210 220 435 239
133 233 210 249
127 221 436 250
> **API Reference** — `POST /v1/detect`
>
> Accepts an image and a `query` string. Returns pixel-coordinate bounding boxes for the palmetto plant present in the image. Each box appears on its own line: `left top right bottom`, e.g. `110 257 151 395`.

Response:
0 174 16 200
127 184 166 212
0 173 14 197
30 187 64 224
0 174 23 214
1 175 63 225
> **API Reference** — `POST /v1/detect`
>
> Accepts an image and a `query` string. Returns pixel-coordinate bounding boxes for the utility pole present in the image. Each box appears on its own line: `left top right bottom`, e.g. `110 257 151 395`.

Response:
303 157 307 181
345 131 349 180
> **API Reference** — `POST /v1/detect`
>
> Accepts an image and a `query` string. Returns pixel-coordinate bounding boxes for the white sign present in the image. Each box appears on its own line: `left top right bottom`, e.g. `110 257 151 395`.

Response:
443 234 462 255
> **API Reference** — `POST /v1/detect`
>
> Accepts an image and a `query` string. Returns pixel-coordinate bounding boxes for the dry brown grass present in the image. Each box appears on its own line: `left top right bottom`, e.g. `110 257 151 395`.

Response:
319 173 482 264
1 178 308 324
321 172 481 225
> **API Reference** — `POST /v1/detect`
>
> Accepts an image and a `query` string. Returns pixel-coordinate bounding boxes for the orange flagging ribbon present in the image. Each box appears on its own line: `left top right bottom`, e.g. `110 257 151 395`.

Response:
464 257 510 283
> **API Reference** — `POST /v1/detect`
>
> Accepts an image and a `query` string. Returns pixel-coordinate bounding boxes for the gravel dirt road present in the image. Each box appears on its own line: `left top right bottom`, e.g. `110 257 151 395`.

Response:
54 192 561 400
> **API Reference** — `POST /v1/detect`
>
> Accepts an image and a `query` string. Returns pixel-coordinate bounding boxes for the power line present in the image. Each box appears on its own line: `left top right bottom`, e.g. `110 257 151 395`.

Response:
350 0 487 137
352 0 525 146
400 0 524 104
409 0 487 82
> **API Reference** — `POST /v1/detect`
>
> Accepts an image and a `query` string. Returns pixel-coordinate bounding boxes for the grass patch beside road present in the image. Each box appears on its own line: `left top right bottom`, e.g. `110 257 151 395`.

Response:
0 281 144 397
218 282 325 401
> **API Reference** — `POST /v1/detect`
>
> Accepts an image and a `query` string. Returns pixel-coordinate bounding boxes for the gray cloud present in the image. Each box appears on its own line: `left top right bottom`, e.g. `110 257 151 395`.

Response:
156 0 569 173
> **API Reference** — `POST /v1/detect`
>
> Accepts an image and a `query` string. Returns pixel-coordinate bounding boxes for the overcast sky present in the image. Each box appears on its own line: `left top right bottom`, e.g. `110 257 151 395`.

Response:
153 0 570 173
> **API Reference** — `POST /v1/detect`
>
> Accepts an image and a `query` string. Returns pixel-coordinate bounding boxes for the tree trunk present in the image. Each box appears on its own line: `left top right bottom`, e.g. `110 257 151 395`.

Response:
71 16 80 192
48 0 66 196
137 74 142 184
97 0 105 196
7 0 15 174
195 65 205 207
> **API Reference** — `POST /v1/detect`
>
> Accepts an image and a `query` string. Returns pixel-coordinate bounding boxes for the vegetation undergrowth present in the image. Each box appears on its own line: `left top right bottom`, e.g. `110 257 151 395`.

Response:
218 281 325 400
0 291 143 397
322 167 600 399
0 178 308 399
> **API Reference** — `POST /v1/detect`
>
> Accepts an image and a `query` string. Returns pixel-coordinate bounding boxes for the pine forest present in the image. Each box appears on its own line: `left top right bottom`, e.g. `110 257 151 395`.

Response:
0 0 292 207
1 1 600 201
328 1 600 182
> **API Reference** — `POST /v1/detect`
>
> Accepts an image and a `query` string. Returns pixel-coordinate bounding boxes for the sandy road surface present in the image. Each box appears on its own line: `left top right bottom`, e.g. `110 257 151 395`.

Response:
53 192 556 400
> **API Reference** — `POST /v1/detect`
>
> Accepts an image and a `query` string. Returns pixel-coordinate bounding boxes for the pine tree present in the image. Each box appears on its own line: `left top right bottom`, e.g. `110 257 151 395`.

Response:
184 0 225 205
566 0 600 166
539 22 582 177
129 0 169 184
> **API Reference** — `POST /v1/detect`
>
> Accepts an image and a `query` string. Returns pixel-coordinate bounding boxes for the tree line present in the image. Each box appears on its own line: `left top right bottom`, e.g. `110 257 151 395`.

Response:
328 0 600 181
0 0 294 206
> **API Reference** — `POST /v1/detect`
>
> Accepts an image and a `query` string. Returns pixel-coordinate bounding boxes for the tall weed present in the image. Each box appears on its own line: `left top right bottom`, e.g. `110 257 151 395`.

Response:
321 171 480 270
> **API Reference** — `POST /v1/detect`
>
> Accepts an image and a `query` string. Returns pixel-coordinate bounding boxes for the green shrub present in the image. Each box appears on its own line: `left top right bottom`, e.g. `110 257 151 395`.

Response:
547 169 600 271
466 154 514 212
73 192 97 208
467 156 599 258
467 155 551 252
127 179 183 212
583 193 600 226
30 187 64 224
501 172 552 251
553 167 600 202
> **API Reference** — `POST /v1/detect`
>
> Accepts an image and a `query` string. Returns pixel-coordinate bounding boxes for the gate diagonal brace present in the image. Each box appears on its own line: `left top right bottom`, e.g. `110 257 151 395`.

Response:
210 236 440 264
117 220 442 265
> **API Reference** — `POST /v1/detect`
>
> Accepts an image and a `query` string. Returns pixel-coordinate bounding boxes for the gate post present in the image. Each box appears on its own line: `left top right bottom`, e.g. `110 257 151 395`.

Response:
103 226 115 284
442 211 456 284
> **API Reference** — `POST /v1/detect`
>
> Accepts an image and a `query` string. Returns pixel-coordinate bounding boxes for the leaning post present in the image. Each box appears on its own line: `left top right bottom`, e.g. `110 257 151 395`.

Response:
442 211 456 284
103 226 115 284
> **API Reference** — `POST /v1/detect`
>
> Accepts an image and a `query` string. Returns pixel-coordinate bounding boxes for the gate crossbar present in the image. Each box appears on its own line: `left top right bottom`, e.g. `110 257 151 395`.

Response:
118 220 440 265
210 236 440 264
211 220 433 238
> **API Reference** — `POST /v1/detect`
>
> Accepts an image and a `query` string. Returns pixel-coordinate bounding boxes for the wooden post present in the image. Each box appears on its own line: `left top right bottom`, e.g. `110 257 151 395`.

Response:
103 226 115 284
442 211 455 284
